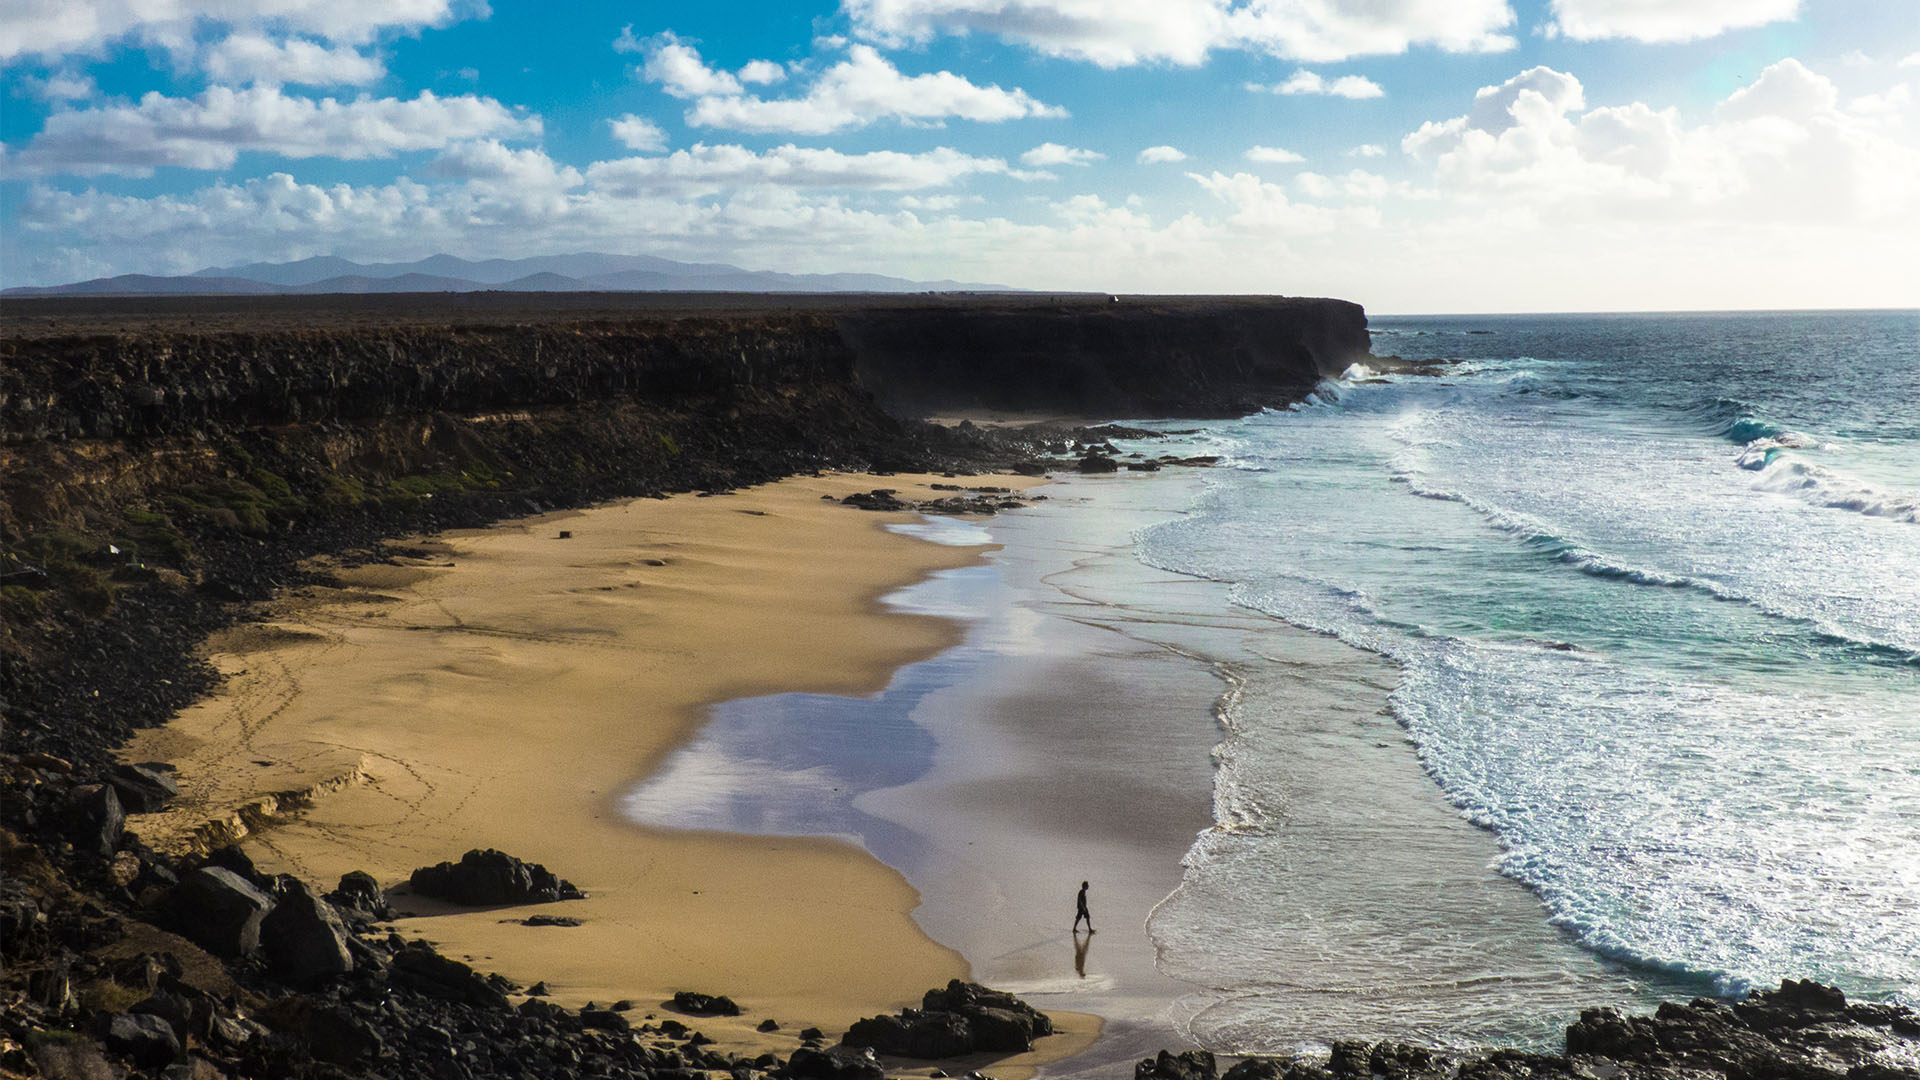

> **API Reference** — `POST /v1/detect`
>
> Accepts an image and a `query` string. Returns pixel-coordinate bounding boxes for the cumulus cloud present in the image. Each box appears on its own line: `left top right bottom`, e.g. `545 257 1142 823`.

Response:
1543 0 1800 43
1347 143 1386 157
1901 52 1920 69
5 86 538 176
0 0 472 62
1188 170 1375 232
841 0 1514 67
636 36 1064 134
586 143 1019 196
1138 145 1189 163
609 114 669 151
1245 145 1305 163
1401 58 1920 223
737 59 787 85
1021 142 1103 166
14 70 99 101
1249 69 1386 99
200 34 386 86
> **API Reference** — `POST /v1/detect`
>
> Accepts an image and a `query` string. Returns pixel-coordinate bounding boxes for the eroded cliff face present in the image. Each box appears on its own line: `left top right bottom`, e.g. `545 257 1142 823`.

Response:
839 297 1372 417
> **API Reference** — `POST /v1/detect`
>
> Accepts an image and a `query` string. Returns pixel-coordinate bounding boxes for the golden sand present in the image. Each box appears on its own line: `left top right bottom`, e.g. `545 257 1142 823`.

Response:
123 471 1095 1070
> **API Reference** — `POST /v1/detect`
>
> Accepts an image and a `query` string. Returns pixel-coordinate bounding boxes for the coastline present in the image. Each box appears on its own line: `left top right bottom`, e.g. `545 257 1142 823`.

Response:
119 470 1092 1066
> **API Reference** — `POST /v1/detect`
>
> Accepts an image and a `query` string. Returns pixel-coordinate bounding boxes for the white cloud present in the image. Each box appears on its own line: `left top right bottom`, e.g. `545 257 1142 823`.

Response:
639 38 1065 134
1901 53 1920 69
0 0 472 63
1245 145 1305 163
629 31 745 97
1021 142 1104 167
1848 84 1912 122
201 34 386 86
737 60 787 85
1296 168 1391 200
1138 145 1189 163
609 114 669 151
1543 0 1800 43
585 143 1018 196
841 0 1514 68
1401 59 1920 224
6 86 537 176
1347 143 1386 157
898 193 982 210
1251 69 1386 99
14 70 99 101
1188 170 1375 232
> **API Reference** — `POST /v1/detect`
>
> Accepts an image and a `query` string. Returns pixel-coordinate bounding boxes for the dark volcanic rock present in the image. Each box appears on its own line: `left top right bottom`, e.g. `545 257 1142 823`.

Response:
844 980 1054 1059
674 990 743 1016
790 1045 887 1080
260 877 354 983
168 866 273 958
107 762 179 812
325 869 394 920
408 848 585 906
306 1004 382 1066
392 941 511 1009
92 1011 181 1068
1076 454 1120 473
844 1009 974 1058
842 489 910 511
65 783 125 856
1139 1049 1218 1080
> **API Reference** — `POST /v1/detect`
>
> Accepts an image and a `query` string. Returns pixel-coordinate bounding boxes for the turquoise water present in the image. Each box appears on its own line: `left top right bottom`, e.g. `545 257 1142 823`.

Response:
1137 311 1920 1039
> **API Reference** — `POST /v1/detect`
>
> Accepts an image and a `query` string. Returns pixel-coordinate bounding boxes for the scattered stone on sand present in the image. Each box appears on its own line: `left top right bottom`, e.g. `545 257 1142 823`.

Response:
672 990 743 1016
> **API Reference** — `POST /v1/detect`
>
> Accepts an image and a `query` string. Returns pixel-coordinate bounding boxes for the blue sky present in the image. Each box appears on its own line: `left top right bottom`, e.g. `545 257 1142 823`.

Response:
3 0 1917 311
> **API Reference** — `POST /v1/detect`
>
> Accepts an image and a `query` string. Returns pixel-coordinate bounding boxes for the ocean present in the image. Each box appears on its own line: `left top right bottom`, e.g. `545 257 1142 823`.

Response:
625 309 1918 1061
1138 310 1920 1049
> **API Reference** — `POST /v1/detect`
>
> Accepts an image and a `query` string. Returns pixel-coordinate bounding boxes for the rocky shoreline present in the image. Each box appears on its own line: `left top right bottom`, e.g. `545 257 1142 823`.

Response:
4 295 1912 1079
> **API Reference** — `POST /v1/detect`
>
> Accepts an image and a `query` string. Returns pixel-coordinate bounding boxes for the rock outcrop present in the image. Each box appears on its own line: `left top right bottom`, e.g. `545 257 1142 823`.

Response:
843 979 1055 1058
407 849 585 906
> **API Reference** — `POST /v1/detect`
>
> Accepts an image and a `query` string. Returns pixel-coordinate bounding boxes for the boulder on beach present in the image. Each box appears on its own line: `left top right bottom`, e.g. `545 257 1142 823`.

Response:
842 979 1053 1058
407 848 585 906
672 990 742 1016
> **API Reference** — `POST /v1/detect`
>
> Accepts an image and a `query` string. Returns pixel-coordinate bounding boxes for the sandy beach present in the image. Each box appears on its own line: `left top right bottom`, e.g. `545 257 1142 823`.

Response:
121 470 1100 1070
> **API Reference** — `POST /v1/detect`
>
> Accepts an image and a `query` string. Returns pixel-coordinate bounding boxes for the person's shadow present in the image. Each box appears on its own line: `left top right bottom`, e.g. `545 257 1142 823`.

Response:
1073 928 1093 978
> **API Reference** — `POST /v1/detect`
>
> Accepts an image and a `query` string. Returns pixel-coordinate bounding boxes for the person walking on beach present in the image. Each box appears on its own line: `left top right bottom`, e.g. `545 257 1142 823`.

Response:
1073 881 1094 933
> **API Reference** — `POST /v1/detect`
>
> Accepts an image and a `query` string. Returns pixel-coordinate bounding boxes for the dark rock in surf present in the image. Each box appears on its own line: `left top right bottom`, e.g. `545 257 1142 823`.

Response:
1076 454 1119 473
1138 1049 1217 1080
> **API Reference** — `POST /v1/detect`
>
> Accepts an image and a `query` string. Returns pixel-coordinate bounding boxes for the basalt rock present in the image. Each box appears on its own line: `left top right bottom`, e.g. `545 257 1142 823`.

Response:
673 991 743 1016
844 980 1054 1059
167 866 273 959
325 869 393 921
408 848 585 906
108 762 179 813
789 1045 887 1080
1139 1049 1218 1080
260 877 354 984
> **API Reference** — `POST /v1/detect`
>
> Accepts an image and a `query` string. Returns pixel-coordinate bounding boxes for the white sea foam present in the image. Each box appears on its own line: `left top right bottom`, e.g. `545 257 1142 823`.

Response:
1137 339 1920 1041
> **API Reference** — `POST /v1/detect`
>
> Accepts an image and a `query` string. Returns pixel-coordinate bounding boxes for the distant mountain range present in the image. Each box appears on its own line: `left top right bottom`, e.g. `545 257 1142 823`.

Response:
1 253 1011 297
